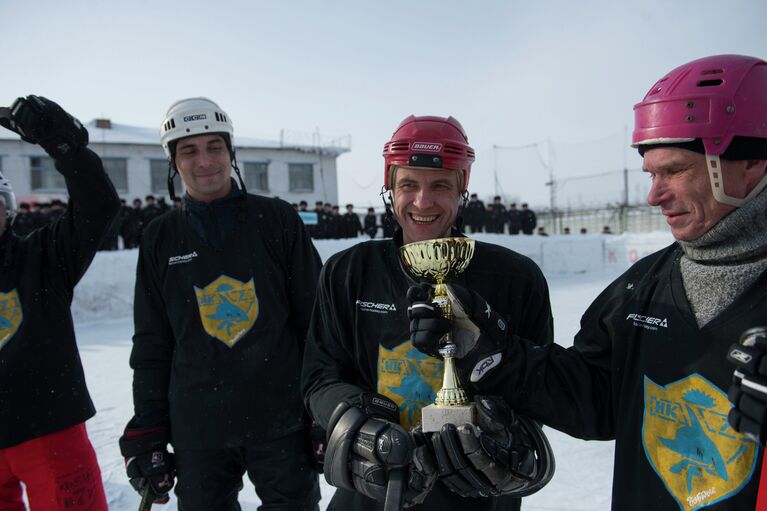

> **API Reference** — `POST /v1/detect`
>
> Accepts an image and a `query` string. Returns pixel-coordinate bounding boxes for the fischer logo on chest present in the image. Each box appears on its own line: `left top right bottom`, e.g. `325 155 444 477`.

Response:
626 312 668 331
356 299 397 314
168 251 198 266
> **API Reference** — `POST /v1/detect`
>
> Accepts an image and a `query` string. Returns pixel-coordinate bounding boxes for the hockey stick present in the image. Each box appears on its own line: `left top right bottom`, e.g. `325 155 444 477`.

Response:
138 486 154 511
383 467 406 511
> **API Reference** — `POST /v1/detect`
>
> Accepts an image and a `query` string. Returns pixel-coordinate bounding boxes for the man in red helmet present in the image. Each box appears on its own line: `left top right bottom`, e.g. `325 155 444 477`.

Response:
434 55 767 510
302 115 555 510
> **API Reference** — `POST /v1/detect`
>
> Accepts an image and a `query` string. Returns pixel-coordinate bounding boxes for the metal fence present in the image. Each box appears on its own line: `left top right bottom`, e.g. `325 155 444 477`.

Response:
536 204 669 235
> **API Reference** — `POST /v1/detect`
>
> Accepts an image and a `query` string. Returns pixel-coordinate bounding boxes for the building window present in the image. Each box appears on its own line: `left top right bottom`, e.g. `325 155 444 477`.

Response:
30 156 66 191
102 158 128 193
243 162 269 192
150 159 181 196
289 163 314 193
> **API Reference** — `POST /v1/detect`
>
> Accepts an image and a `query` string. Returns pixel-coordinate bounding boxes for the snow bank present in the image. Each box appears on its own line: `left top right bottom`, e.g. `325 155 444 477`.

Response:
72 231 674 323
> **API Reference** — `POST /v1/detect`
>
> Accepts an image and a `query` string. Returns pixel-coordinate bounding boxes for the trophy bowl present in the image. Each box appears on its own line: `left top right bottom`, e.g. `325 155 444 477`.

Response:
400 237 475 285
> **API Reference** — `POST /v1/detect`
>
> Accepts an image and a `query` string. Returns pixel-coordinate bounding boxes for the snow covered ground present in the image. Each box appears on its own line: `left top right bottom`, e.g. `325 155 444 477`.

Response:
69 231 674 510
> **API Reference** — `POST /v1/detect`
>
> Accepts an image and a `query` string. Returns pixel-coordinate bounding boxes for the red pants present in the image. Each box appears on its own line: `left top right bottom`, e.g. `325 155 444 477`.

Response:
0 423 107 511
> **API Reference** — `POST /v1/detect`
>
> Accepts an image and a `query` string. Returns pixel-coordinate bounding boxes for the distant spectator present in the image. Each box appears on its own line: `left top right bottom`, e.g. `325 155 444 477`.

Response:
48 199 67 223
520 202 537 235
298 200 308 212
486 195 507 233
327 205 342 239
537 226 549 236
363 207 378 238
341 203 362 238
140 194 164 228
311 200 326 239
580 227 588 234
121 198 143 248
507 202 522 235
463 193 486 233
381 211 398 238
601 225 614 234
157 196 169 212
12 202 37 237
563 227 571 235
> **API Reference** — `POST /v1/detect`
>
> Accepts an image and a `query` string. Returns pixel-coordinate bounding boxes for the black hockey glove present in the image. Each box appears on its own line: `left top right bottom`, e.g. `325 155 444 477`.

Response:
0 95 88 159
324 393 437 507
727 326 767 445
406 283 452 358
430 395 555 498
118 421 176 504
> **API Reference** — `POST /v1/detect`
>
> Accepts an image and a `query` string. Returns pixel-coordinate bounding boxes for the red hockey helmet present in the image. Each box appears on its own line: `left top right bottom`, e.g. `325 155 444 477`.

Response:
382 115 475 192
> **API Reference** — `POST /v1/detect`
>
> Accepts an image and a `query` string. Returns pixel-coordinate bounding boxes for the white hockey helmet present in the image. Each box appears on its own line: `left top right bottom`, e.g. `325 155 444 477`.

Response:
0 171 17 220
159 97 234 160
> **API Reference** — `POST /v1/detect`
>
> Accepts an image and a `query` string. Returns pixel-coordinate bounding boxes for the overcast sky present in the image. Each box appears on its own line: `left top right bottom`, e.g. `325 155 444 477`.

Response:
2 0 765 208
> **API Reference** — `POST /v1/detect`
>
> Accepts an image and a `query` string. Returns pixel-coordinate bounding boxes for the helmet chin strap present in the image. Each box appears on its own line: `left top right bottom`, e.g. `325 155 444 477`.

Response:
706 154 767 207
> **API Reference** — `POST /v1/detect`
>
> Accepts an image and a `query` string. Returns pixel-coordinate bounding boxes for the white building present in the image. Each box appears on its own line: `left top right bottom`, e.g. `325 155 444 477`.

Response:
0 119 349 206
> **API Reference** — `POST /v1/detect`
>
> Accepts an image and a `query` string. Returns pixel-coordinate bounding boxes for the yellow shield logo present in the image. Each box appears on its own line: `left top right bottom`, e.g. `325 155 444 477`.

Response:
643 374 758 510
0 289 22 351
194 275 258 348
377 341 443 430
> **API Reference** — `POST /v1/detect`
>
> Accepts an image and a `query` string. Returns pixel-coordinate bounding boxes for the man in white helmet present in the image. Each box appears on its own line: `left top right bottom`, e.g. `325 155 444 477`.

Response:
119 98 322 510
430 55 767 510
0 95 119 510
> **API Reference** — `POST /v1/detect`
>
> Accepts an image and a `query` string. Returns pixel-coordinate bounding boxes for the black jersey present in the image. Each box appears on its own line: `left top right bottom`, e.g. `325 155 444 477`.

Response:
468 243 766 510
302 232 554 510
130 193 322 449
0 148 119 448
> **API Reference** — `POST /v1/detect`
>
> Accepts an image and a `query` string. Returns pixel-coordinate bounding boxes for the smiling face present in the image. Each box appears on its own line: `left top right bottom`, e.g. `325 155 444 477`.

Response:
642 147 762 241
173 133 232 203
391 166 462 244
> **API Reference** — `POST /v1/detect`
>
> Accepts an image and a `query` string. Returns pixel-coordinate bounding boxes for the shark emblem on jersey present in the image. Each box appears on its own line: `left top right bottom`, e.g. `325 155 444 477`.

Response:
377 341 443 430
643 374 757 510
0 289 22 351
194 275 258 348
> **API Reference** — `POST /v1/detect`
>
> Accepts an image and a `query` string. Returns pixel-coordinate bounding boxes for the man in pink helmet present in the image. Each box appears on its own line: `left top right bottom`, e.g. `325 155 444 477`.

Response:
302 115 555 510
424 55 767 510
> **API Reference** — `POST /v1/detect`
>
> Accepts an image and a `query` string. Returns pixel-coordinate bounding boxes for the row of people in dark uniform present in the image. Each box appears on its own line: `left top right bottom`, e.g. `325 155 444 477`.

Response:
296 201 399 239
464 194 538 234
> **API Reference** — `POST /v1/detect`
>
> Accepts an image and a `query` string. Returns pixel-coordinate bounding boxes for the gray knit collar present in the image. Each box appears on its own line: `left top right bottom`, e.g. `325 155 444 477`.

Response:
677 187 767 263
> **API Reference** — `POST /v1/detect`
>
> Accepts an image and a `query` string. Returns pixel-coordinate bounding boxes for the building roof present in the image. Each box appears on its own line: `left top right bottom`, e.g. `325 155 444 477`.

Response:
0 119 350 156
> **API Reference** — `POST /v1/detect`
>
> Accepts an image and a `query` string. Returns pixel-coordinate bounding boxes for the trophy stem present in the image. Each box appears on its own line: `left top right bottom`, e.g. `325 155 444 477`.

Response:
435 344 469 407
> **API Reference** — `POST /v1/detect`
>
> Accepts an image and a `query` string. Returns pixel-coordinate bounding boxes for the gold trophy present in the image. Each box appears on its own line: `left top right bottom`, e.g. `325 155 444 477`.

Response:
400 237 476 433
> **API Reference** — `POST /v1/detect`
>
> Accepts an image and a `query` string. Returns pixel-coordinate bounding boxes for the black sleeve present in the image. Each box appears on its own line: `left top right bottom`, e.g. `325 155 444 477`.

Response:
44 147 120 290
129 227 174 429
517 264 554 346
301 259 366 429
462 282 618 441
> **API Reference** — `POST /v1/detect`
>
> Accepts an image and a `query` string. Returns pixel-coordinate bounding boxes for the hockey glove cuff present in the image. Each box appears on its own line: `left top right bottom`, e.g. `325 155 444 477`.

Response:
119 421 175 504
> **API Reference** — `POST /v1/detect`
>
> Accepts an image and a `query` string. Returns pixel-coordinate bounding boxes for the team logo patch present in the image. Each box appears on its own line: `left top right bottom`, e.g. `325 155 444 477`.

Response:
643 374 757 510
0 289 22 351
194 275 258 348
377 341 443 430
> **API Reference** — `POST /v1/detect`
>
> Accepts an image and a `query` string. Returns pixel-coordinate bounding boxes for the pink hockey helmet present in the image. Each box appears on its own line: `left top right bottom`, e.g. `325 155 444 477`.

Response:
633 55 767 207
633 54 767 155
382 115 475 192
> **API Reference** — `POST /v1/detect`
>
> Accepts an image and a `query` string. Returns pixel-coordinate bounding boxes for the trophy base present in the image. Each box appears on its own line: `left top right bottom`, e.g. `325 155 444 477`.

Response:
421 402 476 433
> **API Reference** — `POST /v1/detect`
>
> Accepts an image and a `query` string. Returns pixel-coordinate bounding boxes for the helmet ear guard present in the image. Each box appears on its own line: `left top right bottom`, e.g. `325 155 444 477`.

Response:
632 54 767 207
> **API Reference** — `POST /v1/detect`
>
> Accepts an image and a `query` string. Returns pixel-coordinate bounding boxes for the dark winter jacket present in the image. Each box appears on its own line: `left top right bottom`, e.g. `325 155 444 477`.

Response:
302 231 554 510
463 244 765 510
0 148 119 448
129 189 322 449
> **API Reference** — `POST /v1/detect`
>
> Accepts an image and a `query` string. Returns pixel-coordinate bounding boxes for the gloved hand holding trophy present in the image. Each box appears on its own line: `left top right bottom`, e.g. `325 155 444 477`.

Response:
401 236 555 498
